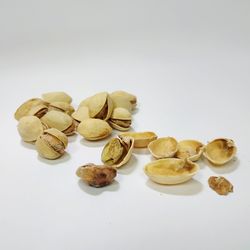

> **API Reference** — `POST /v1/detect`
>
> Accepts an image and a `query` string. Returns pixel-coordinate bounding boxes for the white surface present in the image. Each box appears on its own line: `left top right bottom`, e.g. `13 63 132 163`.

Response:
1 1 250 250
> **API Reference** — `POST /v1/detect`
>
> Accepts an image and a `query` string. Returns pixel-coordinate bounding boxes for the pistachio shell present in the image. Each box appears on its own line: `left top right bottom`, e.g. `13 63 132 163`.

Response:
110 91 137 112
49 102 75 115
176 140 204 161
72 106 90 122
144 158 199 185
28 104 48 118
14 98 48 121
203 138 237 166
77 118 112 141
17 116 44 142
42 91 72 104
109 107 132 131
119 131 157 148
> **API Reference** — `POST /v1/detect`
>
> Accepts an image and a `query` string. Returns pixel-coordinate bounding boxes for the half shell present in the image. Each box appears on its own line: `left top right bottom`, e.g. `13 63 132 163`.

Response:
72 106 90 123
203 138 237 166
144 158 199 185
110 91 137 112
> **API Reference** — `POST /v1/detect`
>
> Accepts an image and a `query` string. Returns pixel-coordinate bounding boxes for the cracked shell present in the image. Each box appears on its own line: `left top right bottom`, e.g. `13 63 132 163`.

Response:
49 102 75 115
28 104 48 118
203 138 237 166
42 91 72 104
72 106 90 123
110 91 137 112
144 158 199 185
148 137 178 159
176 140 204 161
77 118 112 141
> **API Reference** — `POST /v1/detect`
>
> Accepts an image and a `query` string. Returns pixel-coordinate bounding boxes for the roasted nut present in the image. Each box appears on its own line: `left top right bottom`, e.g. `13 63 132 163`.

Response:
208 176 233 195
17 116 44 142
28 104 48 118
49 102 75 115
42 91 72 104
110 91 137 112
76 163 117 187
35 128 68 159
71 106 90 123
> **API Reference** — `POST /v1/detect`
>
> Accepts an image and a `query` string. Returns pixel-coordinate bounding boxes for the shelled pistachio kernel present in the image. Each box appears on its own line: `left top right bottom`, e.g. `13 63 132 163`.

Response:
17 116 44 142
35 128 68 159
42 91 72 104
208 176 233 195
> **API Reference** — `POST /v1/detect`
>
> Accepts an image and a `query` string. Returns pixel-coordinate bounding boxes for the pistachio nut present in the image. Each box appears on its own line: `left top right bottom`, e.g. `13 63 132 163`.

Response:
208 176 233 195
35 128 68 159
76 163 117 187
17 116 44 142
42 91 72 104
28 104 48 118
110 90 137 112
41 110 76 136
14 98 48 121
71 106 90 123
101 136 134 168
49 102 75 115
77 118 112 141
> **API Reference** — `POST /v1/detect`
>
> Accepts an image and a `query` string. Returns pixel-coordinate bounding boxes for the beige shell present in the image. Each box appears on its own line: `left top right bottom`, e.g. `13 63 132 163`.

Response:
144 158 199 185
148 137 178 159
77 118 112 141
119 131 157 148
14 98 48 121
17 116 44 142
72 106 90 122
28 104 48 118
108 107 132 131
203 138 237 166
110 91 137 112
101 136 134 168
35 128 68 159
176 140 204 161
49 102 75 115
42 91 72 104
41 110 75 135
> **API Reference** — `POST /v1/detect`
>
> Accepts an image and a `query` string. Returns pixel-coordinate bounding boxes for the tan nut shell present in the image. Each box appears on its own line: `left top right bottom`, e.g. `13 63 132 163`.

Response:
49 102 75 115
109 107 132 131
148 137 178 159
119 131 157 148
72 106 90 122
77 118 112 141
203 138 237 166
42 91 72 104
110 91 137 112
17 116 44 142
14 98 48 120
176 140 204 161
144 158 199 185
28 104 48 118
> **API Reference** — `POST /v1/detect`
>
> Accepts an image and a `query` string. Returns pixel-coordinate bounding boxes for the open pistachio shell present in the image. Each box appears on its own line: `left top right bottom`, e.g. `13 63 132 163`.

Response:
77 118 112 141
14 98 48 121
72 106 90 122
41 110 75 135
110 91 137 112
148 137 178 159
28 104 48 118
176 140 204 161
203 138 237 166
49 102 75 115
35 128 68 159
17 116 44 142
108 107 132 131
119 131 157 148
144 158 199 185
42 91 72 104
101 136 134 168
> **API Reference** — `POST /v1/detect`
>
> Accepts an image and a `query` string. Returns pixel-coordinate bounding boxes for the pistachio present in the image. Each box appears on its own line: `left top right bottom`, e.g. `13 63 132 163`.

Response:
35 128 68 159
110 91 137 112
17 116 44 142
49 102 75 115
101 136 134 168
71 106 90 123
14 98 48 121
208 176 233 195
41 110 76 135
42 91 72 104
76 163 117 187
108 107 132 131
28 104 48 118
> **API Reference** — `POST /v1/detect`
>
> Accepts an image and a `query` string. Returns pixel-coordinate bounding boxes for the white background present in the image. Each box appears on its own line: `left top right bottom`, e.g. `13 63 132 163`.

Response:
0 1 250 250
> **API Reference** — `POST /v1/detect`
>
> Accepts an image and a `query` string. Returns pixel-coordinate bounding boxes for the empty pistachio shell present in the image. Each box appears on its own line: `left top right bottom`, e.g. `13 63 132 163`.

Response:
144 158 199 185
35 128 68 159
17 116 44 142
77 118 112 141
76 163 117 187
72 106 90 122
176 140 204 161
41 110 76 135
203 138 237 166
110 91 137 112
49 102 75 115
119 131 157 148
109 107 132 131
42 91 72 104
14 98 48 121
101 136 134 168
28 104 48 118
148 137 178 159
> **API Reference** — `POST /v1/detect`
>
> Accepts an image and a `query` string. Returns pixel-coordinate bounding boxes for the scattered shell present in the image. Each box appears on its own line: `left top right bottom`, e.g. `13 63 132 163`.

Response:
144 158 199 185
42 91 72 104
72 106 90 123
148 137 178 159
110 91 137 112
77 118 112 141
49 102 75 115
208 176 233 195
203 138 237 166
176 140 204 161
